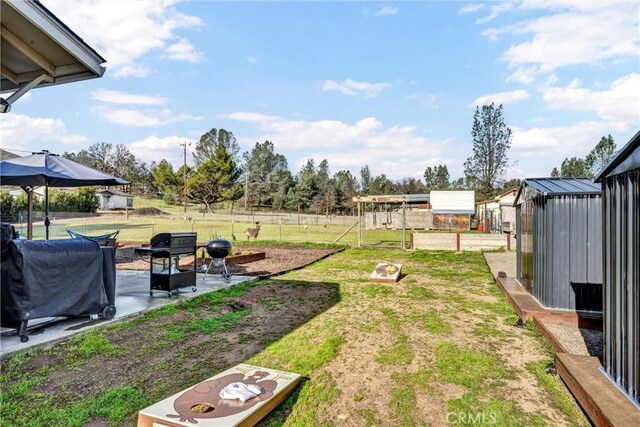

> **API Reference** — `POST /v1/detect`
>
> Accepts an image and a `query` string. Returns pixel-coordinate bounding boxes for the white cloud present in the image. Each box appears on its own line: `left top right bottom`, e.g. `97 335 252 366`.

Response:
542 73 640 124
127 135 198 166
247 56 262 64
43 0 204 78
470 90 530 107
458 4 484 15
476 2 514 24
95 107 202 127
164 38 204 63
219 112 280 123
512 120 631 153
321 79 392 98
91 89 167 105
375 6 398 17
483 2 639 72
506 67 537 85
223 112 451 179
112 64 151 79
0 114 88 151
406 93 439 109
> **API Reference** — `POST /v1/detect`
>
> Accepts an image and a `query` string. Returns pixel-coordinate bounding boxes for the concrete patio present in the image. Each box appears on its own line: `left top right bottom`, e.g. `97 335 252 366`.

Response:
0 270 257 359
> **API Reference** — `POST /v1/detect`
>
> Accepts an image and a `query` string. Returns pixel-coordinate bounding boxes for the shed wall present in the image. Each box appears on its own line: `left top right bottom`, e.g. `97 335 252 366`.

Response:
516 195 603 311
602 169 639 405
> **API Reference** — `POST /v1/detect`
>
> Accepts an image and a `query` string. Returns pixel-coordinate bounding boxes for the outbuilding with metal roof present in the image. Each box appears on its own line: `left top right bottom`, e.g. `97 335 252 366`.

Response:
514 178 603 312
594 130 640 407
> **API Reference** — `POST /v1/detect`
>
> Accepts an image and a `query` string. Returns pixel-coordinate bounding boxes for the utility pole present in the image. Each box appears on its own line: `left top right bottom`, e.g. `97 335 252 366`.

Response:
180 141 191 216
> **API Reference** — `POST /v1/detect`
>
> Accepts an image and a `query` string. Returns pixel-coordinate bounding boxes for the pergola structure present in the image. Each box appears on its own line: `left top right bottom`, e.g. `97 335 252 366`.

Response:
0 0 106 112
352 195 419 248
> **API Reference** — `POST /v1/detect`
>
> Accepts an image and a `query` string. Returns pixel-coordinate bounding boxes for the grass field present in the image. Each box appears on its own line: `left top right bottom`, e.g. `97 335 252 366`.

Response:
17 196 487 247
0 247 587 426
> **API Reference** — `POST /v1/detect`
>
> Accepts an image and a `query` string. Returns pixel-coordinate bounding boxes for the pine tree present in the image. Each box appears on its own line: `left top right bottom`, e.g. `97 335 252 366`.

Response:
464 103 512 200
187 142 243 212
585 135 616 177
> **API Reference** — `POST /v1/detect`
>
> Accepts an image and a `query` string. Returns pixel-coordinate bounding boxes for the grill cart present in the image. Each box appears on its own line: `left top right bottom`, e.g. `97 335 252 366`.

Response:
134 232 197 297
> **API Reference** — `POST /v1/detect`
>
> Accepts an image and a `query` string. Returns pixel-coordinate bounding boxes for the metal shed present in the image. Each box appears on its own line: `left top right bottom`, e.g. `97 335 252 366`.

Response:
594 130 640 406
514 178 603 311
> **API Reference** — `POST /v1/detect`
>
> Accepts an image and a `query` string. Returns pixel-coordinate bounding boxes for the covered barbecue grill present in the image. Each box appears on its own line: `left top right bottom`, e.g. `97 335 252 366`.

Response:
203 239 232 281
1 229 116 342
134 232 197 297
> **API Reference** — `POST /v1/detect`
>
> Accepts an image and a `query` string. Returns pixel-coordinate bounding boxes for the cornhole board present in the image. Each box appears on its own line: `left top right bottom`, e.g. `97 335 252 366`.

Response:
370 263 402 283
137 364 301 427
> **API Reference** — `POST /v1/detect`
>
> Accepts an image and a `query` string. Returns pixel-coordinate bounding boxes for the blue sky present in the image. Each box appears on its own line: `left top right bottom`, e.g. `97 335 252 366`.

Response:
2 1 639 181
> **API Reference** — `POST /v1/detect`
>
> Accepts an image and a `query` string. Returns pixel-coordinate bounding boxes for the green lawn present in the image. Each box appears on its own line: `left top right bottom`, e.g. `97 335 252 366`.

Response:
0 247 587 426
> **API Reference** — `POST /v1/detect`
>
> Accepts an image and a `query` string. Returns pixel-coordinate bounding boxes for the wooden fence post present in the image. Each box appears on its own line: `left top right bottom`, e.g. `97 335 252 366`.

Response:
456 232 461 252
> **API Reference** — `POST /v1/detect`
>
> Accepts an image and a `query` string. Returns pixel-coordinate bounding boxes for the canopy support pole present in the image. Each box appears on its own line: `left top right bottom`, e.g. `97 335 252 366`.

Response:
45 184 50 240
20 186 33 239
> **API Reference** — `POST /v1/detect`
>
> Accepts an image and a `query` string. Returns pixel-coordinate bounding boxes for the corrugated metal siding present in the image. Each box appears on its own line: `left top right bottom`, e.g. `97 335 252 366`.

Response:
516 194 603 311
602 168 639 405
516 201 534 293
524 178 601 196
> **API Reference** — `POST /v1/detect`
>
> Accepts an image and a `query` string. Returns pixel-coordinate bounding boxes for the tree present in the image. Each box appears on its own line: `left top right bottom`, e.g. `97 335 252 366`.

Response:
243 141 289 207
187 141 243 212
151 160 180 194
294 159 318 210
313 159 333 215
501 178 521 192
271 169 295 210
64 143 113 172
370 174 394 195
394 177 426 194
193 128 240 166
333 170 358 214
360 165 372 195
110 144 139 184
550 167 560 177
559 157 589 177
424 164 450 190
464 103 512 200
585 135 616 177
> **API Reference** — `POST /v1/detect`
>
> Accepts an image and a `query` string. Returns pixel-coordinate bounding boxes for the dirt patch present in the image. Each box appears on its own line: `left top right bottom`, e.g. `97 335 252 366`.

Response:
27 280 339 402
115 245 340 277
133 207 168 216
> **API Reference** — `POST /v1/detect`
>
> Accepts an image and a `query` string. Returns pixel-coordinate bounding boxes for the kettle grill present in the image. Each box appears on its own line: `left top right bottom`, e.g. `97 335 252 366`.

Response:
203 239 232 281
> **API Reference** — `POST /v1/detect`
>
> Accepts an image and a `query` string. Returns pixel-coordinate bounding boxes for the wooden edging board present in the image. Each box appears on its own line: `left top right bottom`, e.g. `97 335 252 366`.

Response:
137 364 301 427
556 354 640 427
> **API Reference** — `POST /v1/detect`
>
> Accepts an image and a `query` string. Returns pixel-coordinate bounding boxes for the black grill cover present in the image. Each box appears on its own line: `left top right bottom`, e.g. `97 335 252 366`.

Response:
1 223 14 260
1 239 110 324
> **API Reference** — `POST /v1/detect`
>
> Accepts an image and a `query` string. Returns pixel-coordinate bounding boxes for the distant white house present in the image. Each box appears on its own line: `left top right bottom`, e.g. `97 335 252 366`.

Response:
96 189 133 210
8 186 46 201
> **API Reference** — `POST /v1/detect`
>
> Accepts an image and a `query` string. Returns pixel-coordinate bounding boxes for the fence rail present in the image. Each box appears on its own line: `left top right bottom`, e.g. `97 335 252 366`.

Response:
412 232 515 251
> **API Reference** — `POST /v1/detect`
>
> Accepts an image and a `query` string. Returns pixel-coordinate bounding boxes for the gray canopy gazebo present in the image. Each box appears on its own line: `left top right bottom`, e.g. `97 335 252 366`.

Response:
0 151 128 239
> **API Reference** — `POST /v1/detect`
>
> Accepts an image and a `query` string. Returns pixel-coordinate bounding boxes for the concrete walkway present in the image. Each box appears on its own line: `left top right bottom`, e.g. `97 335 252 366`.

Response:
483 251 516 278
0 270 257 359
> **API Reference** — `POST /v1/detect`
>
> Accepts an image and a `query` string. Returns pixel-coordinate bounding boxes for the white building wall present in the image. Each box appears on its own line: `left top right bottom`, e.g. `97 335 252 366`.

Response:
430 191 475 212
